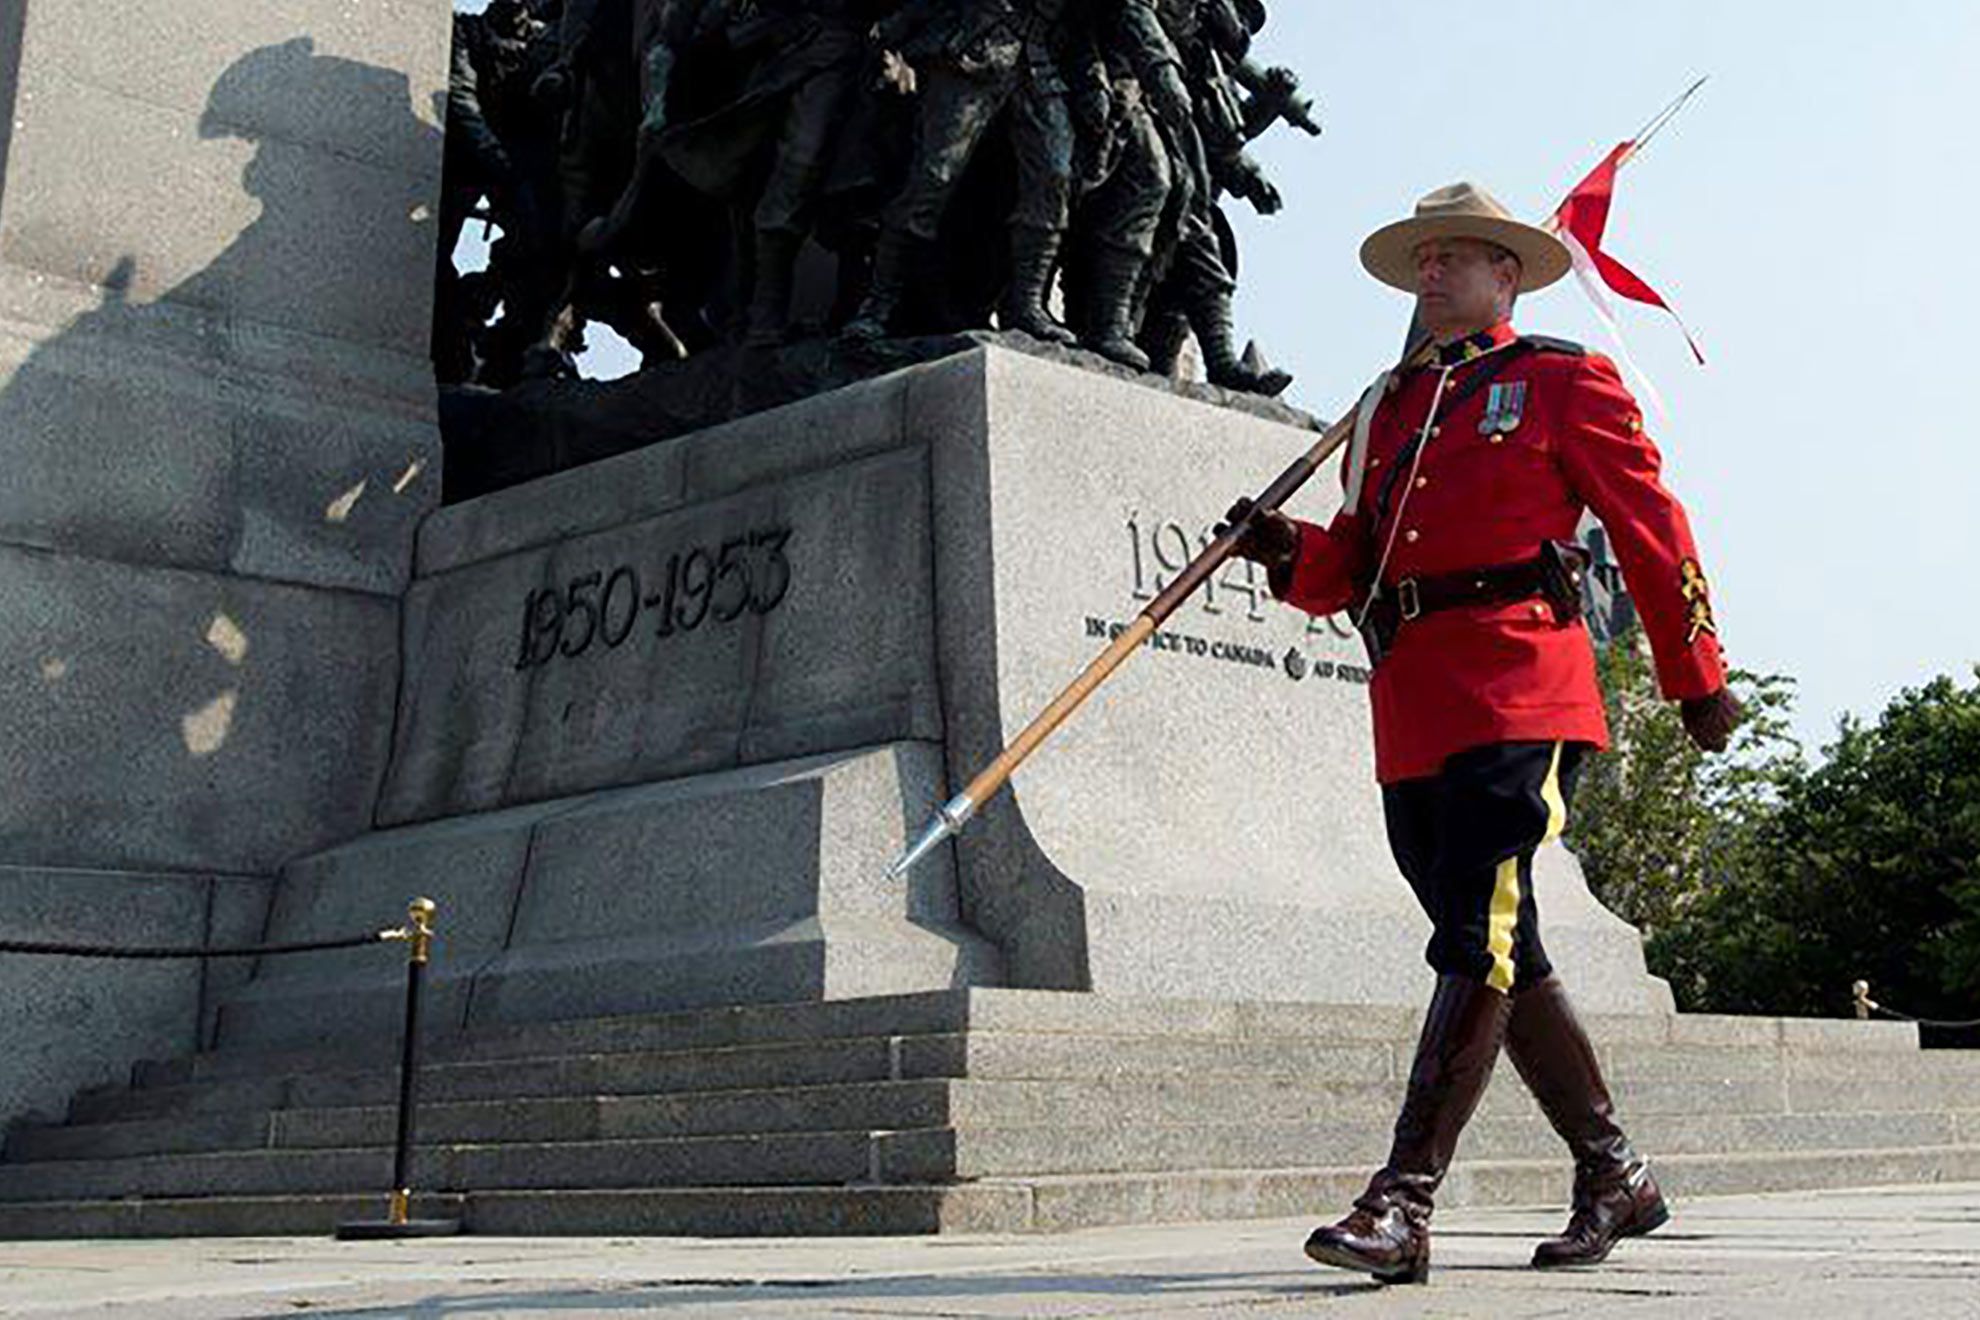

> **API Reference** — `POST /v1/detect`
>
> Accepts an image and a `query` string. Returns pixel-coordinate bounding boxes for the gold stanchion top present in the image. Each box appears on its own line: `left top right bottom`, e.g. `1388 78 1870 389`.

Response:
407 897 436 964
382 898 439 962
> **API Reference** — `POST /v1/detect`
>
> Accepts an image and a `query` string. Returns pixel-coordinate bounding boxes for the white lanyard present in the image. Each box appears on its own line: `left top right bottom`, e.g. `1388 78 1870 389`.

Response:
1353 363 1454 631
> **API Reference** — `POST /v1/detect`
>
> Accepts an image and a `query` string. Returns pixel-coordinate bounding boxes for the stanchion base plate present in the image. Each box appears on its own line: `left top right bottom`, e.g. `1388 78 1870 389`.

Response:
335 1218 462 1240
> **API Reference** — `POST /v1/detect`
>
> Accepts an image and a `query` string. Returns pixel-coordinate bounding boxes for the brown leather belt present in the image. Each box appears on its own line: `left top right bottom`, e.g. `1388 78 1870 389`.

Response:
1357 542 1590 665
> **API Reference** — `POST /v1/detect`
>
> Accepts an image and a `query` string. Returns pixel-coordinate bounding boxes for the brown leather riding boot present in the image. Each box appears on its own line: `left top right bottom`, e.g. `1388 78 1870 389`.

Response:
1304 975 1511 1284
1506 975 1670 1267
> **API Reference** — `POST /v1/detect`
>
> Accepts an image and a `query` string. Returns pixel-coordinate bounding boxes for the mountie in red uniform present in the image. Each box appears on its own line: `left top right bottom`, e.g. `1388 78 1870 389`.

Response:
1289 182 1703 1286
1273 318 1726 785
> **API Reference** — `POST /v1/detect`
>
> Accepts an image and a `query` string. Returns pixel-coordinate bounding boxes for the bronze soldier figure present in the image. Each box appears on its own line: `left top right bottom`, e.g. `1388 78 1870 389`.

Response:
583 0 894 347
843 0 1083 344
1058 0 1177 372
518 0 683 377
1134 0 1294 395
434 0 562 384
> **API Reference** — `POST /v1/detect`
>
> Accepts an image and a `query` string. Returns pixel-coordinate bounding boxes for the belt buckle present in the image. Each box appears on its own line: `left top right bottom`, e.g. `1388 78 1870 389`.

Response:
1396 577 1421 622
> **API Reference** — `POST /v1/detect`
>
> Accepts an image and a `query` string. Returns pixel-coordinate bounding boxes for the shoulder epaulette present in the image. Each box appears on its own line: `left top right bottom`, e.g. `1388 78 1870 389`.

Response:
1518 334 1587 357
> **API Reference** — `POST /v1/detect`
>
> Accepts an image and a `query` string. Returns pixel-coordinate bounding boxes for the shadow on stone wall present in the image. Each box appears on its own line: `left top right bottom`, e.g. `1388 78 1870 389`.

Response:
0 38 441 878
0 35 441 573
0 23 452 1127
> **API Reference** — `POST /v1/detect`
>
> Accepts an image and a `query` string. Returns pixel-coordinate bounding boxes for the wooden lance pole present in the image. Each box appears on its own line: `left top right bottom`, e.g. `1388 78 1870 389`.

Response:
888 76 1715 881
888 381 1376 881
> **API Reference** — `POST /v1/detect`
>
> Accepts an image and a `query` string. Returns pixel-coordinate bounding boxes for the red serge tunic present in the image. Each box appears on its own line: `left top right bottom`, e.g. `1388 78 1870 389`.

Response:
1276 320 1727 784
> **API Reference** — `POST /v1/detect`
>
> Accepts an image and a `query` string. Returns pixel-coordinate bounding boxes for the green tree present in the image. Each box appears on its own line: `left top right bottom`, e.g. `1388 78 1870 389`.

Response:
1675 671 1980 1019
1566 632 1802 959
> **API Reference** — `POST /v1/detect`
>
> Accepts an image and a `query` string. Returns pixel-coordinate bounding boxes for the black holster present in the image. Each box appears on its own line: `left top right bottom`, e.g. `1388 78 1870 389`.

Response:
1355 540 1592 670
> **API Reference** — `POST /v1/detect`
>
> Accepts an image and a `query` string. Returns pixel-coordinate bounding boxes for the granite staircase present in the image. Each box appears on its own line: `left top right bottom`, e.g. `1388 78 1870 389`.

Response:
3 988 1977 1238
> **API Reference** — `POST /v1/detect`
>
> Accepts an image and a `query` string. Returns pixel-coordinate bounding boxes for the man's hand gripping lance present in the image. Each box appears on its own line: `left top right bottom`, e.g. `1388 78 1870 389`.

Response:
885 404 1358 881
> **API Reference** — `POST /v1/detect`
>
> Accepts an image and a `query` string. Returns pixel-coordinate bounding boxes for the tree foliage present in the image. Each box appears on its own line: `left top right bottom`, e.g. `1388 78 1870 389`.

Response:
1570 650 1980 1024
1566 634 1801 946
1675 672 1980 1019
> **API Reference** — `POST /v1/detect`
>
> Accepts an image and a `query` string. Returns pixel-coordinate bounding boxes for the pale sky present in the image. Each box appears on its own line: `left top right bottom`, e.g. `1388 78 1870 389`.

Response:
454 1 1978 755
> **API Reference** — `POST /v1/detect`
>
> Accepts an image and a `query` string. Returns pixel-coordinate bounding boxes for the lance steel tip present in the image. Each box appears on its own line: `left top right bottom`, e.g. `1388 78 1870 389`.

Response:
886 793 978 880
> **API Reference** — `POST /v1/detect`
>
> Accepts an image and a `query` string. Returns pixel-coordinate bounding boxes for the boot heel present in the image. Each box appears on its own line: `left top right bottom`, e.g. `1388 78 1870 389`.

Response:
1628 1200 1671 1238
1375 1259 1429 1285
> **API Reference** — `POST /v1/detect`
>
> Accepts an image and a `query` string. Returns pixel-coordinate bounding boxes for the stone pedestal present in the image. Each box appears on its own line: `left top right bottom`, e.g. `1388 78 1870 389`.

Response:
226 347 1668 1049
0 1 452 1125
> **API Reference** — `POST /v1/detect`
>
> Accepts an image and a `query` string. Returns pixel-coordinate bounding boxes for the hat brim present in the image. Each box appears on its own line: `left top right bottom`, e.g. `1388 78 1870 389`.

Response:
1360 214 1572 295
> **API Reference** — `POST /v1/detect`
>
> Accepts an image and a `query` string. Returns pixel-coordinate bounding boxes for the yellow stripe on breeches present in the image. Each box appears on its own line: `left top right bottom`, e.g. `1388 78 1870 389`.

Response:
1485 742 1568 993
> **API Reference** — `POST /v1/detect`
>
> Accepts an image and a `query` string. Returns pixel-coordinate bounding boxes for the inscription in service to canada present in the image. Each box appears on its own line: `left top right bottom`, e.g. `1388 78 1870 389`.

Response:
513 526 793 671
1103 513 1370 687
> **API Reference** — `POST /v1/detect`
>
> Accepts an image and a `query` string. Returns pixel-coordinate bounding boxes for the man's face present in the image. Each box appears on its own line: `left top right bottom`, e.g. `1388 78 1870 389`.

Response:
1412 237 1517 336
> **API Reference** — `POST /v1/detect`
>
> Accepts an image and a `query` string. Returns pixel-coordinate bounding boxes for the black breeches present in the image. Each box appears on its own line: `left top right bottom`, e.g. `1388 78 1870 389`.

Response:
1382 741 1586 994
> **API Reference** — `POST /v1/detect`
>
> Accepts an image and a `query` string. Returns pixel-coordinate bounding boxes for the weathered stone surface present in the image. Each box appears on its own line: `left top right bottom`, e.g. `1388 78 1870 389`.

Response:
0 4 446 356
0 270 439 594
380 449 942 822
396 347 1668 1012
0 0 449 1146
15 971 1980 1238
218 744 999 1049
0 546 400 875
0 865 267 1129
440 330 1318 503
196 876 272 1052
919 349 1667 1010
211 796 573 1051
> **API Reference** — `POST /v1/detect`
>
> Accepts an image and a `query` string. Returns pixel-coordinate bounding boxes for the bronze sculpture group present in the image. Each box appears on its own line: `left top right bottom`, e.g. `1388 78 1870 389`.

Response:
433 0 1319 397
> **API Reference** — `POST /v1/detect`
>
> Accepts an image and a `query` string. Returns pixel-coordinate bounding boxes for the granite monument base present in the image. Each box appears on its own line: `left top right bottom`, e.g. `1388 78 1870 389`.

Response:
216 346 1669 1046
0 1 452 1128
217 744 1001 1051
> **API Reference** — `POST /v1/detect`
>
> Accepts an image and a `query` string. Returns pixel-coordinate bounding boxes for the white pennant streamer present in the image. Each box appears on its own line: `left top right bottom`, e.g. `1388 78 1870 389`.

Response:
1558 226 1676 429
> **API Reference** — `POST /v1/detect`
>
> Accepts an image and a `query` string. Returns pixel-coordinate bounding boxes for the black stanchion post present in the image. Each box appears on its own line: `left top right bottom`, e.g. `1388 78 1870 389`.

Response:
337 898 461 1240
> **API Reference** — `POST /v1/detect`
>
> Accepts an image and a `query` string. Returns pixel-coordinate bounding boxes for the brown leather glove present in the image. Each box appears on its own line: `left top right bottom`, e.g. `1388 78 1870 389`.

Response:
1680 687 1744 753
1216 498 1301 580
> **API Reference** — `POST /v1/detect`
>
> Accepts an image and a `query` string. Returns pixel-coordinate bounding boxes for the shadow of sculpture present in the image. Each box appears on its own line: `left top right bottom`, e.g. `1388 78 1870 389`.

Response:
0 32 451 1120
0 36 444 876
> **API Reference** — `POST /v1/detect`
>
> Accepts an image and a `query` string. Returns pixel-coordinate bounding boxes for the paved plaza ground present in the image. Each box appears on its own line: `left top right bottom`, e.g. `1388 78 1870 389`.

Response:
3 1182 1976 1318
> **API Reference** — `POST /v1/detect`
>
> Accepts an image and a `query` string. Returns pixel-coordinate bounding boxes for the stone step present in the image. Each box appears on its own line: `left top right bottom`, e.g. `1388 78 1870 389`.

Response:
0 1129 890 1203
69 1026 1978 1133
879 1109 1980 1180
13 1081 955 1163
20 1060 1933 1168
73 1036 913 1125
943 1072 1807 1128
991 1143 1980 1234
5 1143 1979 1240
920 1032 1979 1090
10 1100 1975 1209
0 1187 980 1240
76 1033 1406 1125
146 991 979 1090
6 1067 1790 1164
136 989 1921 1092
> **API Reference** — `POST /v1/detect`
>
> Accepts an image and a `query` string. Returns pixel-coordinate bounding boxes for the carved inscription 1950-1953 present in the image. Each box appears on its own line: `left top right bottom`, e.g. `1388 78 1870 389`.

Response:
513 527 793 671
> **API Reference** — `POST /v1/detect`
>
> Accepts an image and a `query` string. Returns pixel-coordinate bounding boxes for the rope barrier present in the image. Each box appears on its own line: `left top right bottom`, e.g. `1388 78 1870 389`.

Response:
0 931 400 960
1851 980 1980 1030
4 898 459 1239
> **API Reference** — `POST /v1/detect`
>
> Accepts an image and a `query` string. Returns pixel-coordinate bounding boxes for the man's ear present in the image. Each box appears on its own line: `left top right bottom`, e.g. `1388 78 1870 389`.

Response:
1498 255 1523 308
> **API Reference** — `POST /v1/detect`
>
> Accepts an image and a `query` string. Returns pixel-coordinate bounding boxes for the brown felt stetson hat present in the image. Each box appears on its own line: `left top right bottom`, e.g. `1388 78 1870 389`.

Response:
1360 181 1572 295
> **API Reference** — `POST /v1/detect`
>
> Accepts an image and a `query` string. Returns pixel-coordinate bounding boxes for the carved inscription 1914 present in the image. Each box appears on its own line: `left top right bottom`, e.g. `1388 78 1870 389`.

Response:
1109 513 1371 688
